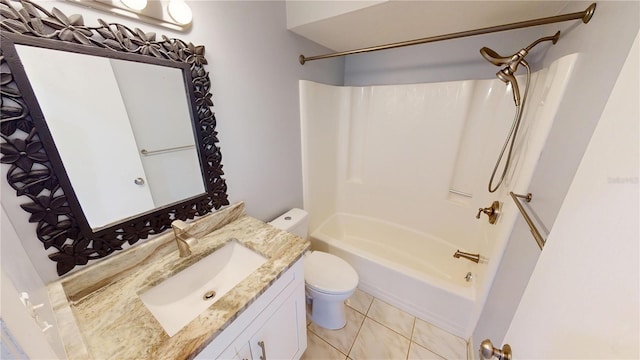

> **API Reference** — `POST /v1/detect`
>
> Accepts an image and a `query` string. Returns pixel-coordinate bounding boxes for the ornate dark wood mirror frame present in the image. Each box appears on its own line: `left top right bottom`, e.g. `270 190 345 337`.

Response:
0 0 229 276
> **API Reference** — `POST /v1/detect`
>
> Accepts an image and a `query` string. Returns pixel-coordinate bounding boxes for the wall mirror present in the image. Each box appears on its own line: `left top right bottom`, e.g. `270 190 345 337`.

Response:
0 0 229 276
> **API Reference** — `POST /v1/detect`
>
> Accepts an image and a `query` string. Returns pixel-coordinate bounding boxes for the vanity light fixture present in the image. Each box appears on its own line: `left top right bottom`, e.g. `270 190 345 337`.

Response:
167 0 192 26
66 0 193 31
120 0 147 11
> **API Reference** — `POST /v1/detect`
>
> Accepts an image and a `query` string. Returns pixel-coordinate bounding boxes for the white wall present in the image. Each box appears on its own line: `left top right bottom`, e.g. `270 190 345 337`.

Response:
503 30 639 358
286 0 385 31
184 1 343 221
1 206 65 358
1 269 59 359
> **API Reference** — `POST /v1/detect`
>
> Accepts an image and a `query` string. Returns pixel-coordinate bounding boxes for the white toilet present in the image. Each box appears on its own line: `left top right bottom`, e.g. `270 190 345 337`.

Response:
269 209 359 330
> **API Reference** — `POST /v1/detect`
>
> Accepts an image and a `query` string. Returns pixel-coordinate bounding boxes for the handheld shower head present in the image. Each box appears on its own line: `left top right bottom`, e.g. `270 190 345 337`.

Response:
480 31 561 106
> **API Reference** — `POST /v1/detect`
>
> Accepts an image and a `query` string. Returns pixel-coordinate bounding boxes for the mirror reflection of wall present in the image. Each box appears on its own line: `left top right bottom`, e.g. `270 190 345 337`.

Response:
15 44 205 230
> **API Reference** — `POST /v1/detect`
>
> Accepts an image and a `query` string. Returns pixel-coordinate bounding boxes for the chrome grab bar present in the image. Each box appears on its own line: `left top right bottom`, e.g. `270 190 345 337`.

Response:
140 144 195 156
509 192 545 250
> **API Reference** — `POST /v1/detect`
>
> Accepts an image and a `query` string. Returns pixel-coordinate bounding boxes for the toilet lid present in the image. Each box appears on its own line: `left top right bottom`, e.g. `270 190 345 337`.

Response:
304 251 359 295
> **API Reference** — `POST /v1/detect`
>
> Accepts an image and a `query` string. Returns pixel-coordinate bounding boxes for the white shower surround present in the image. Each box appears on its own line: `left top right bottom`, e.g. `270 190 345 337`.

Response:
300 54 578 338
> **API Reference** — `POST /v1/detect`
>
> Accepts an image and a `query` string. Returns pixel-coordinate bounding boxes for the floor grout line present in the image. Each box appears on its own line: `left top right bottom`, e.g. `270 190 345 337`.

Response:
364 297 373 315
345 305 367 359
307 329 349 358
365 316 413 342
306 290 467 360
345 293 373 359
406 317 417 360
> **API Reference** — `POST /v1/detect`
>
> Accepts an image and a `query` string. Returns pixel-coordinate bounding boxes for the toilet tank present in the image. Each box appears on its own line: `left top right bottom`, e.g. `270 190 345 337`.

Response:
268 208 309 239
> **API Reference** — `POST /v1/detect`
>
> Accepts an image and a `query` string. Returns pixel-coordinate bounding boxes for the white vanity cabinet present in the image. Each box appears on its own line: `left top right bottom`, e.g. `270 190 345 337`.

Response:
195 258 307 360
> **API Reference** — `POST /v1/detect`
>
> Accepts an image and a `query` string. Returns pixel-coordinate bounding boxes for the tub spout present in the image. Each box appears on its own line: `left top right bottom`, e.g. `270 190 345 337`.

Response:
453 250 480 263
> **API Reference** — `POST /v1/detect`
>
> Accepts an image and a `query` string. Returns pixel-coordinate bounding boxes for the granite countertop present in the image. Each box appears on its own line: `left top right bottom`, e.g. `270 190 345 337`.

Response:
48 202 310 360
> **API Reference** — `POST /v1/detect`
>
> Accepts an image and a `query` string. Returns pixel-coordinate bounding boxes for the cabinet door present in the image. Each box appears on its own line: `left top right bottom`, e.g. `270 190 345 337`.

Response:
217 340 252 360
249 284 306 360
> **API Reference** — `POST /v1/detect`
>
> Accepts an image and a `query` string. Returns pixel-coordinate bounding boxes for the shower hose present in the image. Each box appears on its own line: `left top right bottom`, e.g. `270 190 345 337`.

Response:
488 61 531 193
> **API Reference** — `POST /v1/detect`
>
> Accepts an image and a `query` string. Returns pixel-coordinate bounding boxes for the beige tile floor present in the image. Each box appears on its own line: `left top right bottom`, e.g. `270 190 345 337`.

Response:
301 289 469 360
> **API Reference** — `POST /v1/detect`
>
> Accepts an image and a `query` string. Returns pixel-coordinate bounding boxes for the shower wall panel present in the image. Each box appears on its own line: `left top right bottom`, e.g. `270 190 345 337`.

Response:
301 54 578 252
338 82 476 247
299 82 349 232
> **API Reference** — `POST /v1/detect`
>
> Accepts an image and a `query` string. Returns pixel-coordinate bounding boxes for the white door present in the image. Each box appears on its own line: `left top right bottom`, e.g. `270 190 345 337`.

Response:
497 32 639 359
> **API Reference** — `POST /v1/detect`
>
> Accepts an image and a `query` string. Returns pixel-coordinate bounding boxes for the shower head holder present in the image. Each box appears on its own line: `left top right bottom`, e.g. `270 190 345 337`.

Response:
496 60 526 106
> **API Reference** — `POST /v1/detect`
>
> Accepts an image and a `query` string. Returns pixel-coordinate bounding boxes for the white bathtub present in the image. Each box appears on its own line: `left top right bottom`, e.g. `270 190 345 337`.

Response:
310 213 477 338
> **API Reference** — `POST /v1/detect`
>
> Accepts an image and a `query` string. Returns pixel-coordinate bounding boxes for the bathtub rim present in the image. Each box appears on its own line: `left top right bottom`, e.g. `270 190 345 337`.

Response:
310 211 477 302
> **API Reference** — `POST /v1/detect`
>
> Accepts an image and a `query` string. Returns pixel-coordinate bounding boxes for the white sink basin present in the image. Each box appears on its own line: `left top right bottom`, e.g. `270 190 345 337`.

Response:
139 239 267 336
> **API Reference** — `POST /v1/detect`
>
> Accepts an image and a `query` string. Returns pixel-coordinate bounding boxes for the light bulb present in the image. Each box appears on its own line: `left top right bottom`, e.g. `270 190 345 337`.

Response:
167 0 193 25
120 0 147 11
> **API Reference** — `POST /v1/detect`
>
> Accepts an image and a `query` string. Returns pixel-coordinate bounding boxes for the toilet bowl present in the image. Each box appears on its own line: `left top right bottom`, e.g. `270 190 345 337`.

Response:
269 209 359 330
304 250 358 329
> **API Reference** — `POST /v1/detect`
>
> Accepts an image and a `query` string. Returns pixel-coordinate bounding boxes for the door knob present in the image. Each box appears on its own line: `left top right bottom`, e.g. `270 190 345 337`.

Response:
480 339 512 360
134 177 145 185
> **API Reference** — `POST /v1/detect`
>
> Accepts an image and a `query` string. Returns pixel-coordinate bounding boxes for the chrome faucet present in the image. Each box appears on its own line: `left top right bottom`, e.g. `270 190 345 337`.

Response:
453 250 480 263
171 220 197 257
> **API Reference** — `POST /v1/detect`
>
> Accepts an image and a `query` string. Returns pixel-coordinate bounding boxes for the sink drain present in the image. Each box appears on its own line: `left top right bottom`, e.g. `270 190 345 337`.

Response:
203 290 216 300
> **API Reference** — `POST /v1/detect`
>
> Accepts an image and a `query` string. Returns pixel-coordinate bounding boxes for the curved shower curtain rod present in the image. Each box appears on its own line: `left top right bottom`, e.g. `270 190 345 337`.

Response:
298 3 596 65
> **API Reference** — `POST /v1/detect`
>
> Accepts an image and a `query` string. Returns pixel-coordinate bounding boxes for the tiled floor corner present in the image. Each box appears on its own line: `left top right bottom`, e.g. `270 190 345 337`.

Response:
301 289 468 360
